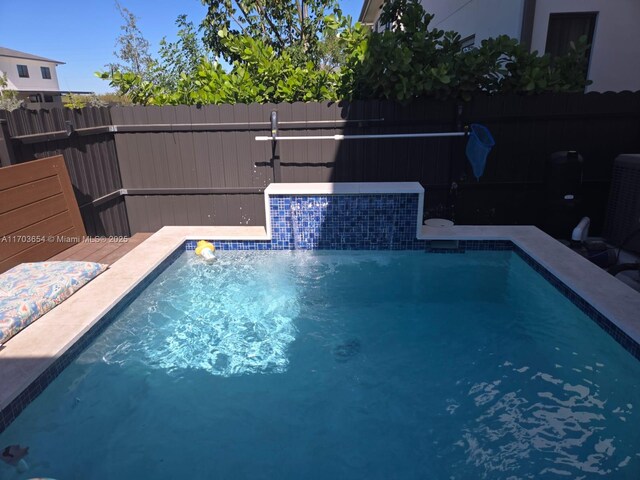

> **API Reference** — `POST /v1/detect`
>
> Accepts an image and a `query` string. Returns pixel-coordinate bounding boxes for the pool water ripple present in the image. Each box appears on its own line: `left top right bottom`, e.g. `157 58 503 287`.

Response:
1 250 639 479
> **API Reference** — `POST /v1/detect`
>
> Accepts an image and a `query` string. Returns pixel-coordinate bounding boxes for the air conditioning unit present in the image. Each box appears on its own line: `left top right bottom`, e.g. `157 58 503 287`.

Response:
604 154 640 253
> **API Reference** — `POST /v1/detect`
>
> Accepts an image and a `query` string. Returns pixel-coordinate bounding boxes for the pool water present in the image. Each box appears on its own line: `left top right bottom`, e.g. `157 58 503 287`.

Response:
1 250 639 479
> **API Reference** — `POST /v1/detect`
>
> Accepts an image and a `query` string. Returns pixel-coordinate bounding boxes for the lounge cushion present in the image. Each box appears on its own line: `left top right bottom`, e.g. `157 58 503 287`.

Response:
0 297 50 344
0 262 107 343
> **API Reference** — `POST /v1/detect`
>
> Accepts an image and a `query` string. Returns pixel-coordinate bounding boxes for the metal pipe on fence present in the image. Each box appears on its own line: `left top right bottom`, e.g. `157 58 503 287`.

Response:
270 111 282 182
255 132 467 141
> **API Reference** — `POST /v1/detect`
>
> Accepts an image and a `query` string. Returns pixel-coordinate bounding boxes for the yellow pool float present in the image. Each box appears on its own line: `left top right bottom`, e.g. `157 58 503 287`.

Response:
195 240 216 261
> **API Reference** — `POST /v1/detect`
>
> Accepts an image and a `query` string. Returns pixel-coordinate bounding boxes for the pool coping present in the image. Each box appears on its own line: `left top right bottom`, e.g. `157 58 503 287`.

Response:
1 224 640 423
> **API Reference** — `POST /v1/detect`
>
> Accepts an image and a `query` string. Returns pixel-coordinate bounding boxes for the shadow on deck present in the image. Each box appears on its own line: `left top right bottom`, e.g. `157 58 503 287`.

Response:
47 233 153 265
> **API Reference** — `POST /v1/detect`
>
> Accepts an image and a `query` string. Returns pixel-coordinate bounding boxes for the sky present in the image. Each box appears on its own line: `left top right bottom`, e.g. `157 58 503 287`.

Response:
0 1 363 94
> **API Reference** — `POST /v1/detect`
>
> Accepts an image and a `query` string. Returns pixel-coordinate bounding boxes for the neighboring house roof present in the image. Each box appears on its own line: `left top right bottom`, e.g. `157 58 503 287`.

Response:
0 46 65 65
19 90 94 95
359 0 385 24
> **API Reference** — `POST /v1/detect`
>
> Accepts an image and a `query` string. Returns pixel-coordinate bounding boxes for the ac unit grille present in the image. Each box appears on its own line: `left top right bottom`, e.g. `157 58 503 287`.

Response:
604 154 640 253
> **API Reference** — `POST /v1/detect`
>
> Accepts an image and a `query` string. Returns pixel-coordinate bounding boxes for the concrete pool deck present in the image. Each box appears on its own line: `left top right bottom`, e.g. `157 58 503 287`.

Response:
1 224 640 413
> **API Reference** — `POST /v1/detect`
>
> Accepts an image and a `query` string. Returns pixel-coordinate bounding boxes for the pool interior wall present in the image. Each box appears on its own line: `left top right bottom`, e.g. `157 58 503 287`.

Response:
1 239 639 435
1 183 639 438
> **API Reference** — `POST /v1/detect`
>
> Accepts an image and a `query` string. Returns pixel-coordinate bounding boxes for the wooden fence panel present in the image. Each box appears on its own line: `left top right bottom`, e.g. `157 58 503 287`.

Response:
110 104 270 233
3 92 639 236
453 92 640 227
1 107 129 236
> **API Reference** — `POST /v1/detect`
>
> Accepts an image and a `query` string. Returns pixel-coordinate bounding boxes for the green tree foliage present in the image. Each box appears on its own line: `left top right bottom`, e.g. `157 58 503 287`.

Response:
200 0 343 69
107 1 155 79
93 92 134 106
340 0 592 101
101 34 339 105
99 0 592 105
0 73 23 111
62 93 109 109
156 15 211 89
101 2 213 100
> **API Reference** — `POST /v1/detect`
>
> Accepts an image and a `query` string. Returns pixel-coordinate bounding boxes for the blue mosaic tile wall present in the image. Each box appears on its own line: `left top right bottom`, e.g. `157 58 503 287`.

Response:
187 194 423 250
272 195 419 249
185 238 516 252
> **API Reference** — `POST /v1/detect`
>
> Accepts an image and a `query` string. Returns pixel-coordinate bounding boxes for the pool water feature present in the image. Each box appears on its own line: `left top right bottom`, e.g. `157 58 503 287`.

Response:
1 249 639 479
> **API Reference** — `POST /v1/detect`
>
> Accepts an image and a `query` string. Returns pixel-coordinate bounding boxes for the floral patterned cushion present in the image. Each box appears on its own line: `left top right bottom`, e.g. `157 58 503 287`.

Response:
0 297 50 344
0 262 107 343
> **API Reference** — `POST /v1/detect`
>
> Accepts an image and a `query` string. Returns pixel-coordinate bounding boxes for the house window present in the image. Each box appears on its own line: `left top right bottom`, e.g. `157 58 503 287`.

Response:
460 35 476 52
41 66 52 79
17 65 29 78
545 12 596 59
44 94 54 103
28 94 42 103
375 18 390 32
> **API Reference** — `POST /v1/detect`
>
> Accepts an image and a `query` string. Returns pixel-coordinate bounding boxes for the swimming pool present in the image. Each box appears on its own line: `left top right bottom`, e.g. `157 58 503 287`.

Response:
1 248 639 479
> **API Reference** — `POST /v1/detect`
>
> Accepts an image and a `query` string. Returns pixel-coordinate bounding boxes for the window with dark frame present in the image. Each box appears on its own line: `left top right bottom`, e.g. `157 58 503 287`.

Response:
545 12 597 79
460 34 476 52
41 66 52 79
44 94 54 103
17 64 29 78
28 94 42 103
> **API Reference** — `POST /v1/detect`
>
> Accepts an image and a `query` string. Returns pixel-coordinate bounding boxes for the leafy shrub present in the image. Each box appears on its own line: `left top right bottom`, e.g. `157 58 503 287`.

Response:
0 74 23 111
99 0 591 105
340 1 591 101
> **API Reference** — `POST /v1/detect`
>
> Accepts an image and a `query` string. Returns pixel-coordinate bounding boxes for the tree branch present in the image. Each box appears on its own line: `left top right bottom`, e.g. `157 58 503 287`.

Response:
236 1 267 37
253 0 285 48
228 11 247 34
296 0 303 34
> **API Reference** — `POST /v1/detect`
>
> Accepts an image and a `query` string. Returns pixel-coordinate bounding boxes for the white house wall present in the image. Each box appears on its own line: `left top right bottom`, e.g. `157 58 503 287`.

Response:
0 57 61 92
420 0 525 43
531 0 640 92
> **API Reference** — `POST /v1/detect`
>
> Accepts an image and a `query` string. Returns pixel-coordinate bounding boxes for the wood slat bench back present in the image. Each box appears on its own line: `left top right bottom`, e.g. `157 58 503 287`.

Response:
0 155 86 273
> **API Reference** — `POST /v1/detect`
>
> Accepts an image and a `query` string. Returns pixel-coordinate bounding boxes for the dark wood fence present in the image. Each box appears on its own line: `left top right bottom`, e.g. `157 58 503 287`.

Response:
110 104 275 231
1 92 639 237
0 108 129 236
454 93 640 229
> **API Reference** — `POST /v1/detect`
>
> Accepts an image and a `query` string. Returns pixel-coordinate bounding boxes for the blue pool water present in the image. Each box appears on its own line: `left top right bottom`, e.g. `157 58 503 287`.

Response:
1 250 639 479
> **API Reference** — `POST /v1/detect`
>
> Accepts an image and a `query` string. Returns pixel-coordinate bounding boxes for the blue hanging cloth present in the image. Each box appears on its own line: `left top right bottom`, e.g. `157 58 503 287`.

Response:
465 124 495 180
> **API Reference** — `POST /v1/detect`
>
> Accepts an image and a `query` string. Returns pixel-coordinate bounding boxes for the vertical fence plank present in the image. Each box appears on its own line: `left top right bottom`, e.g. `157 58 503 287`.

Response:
219 104 240 190
248 103 271 188
289 102 309 183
